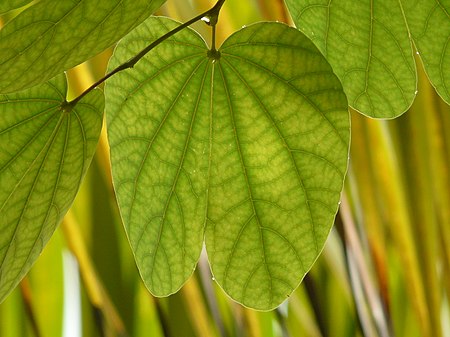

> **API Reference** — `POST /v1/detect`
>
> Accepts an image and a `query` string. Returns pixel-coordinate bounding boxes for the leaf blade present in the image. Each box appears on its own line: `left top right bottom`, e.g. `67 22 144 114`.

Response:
0 0 165 93
0 74 104 302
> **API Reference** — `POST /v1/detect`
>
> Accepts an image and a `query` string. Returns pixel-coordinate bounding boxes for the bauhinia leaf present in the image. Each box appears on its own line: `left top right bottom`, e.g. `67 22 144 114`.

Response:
402 0 450 105
0 0 165 94
285 0 418 118
106 17 349 309
0 74 104 303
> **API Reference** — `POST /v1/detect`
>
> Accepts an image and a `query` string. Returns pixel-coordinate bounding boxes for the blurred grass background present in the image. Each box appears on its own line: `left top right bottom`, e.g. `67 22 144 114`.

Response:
0 0 449 336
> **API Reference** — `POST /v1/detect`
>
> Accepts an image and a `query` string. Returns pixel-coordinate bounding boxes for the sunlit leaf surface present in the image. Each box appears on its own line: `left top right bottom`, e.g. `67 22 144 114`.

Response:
0 74 103 302
106 17 349 309
0 0 165 93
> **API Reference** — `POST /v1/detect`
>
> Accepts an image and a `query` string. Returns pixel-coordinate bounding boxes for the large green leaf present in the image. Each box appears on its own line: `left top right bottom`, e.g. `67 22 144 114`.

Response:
0 0 165 94
402 0 450 105
106 17 349 309
0 74 104 303
285 0 418 118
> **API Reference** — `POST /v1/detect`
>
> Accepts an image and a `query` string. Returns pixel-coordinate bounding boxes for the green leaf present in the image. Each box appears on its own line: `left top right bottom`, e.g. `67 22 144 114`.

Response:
106 17 349 309
0 0 165 94
0 0 32 14
284 0 417 118
0 74 104 303
208 22 349 310
402 0 450 105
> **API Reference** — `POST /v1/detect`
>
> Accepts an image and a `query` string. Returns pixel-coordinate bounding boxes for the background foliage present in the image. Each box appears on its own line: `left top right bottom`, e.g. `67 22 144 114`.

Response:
0 0 449 336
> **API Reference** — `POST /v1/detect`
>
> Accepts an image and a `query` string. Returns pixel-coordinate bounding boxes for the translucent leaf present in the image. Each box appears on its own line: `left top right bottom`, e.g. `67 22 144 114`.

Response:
0 74 104 303
106 17 349 309
285 0 417 118
0 0 165 94
402 0 450 105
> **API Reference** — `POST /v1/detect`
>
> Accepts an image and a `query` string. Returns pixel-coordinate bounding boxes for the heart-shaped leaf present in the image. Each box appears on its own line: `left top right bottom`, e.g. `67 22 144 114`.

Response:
106 17 349 309
0 74 104 302
0 0 165 93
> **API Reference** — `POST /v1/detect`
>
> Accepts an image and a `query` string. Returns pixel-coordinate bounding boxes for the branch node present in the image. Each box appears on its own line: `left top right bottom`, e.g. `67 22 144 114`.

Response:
65 0 227 108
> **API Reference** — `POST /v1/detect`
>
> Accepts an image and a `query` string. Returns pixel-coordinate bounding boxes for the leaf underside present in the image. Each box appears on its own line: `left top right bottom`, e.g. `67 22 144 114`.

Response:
107 17 349 310
285 0 449 117
0 74 104 303
0 0 165 94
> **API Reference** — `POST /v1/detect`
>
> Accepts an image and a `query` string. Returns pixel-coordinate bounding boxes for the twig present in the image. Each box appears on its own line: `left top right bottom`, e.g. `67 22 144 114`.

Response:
62 0 226 110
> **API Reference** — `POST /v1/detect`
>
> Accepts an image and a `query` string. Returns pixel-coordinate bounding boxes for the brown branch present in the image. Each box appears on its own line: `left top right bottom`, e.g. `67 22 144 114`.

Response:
62 0 226 110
